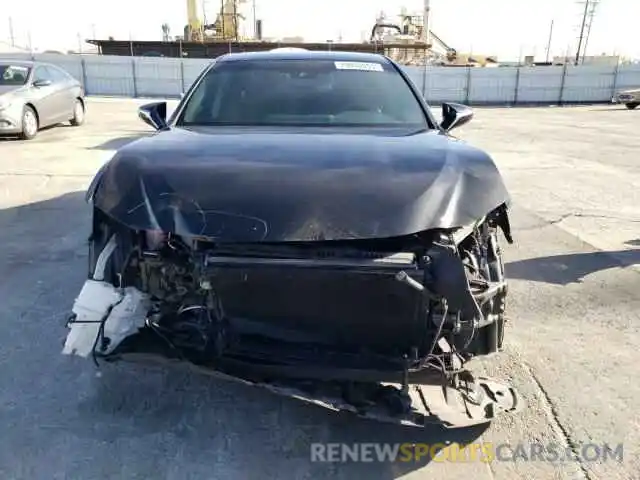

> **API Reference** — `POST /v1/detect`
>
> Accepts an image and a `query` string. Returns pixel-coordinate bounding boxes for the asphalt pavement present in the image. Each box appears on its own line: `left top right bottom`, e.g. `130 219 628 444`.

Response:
0 99 638 480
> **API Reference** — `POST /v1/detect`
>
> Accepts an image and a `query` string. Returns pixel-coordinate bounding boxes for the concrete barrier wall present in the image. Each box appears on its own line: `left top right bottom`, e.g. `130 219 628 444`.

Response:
4 53 640 105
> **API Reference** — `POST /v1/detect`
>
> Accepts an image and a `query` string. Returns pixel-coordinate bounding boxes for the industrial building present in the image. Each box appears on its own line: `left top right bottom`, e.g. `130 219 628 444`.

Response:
87 0 498 67
87 38 432 61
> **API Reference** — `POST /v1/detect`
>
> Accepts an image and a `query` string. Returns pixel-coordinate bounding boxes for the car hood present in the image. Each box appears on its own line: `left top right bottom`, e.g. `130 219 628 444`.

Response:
90 126 510 242
0 85 25 96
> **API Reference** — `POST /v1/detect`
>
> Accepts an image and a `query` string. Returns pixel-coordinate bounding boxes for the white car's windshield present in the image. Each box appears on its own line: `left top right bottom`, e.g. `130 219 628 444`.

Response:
0 65 30 86
178 58 429 128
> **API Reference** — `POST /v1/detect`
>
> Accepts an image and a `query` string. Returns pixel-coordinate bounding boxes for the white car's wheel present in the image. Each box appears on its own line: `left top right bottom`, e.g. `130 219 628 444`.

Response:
70 99 85 126
20 106 38 140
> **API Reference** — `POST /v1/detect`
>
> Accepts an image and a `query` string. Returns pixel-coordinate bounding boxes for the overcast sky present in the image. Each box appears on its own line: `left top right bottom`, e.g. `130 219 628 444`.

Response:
1 0 638 60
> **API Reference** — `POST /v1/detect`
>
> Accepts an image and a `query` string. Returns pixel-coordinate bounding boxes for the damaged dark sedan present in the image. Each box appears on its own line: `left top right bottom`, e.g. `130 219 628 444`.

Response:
64 50 520 428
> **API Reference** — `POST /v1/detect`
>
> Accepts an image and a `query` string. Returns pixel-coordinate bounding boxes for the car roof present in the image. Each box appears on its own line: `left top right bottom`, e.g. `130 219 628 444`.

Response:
0 59 36 67
0 59 68 72
216 49 391 64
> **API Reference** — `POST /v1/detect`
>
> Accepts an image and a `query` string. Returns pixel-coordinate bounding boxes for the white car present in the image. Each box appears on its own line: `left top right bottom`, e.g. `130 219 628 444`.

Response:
612 88 639 110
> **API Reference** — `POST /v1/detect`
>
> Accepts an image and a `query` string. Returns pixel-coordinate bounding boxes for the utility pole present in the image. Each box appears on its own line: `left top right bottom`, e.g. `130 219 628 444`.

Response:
582 0 600 63
518 44 524 65
575 0 590 65
203 0 208 26
545 19 554 63
233 0 238 42
8 17 15 47
252 0 257 40
422 0 431 47
220 0 225 39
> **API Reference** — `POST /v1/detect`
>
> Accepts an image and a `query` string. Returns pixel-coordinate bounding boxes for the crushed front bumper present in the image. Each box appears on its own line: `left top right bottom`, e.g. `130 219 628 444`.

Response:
63 275 522 429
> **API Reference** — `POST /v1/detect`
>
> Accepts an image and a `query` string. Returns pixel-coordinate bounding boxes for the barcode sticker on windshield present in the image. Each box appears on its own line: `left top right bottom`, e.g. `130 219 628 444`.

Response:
334 61 384 72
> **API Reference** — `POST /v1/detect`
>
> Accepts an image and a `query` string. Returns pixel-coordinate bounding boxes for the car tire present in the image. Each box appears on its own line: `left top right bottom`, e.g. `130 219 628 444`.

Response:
70 99 85 126
625 103 639 110
20 106 39 140
488 231 507 351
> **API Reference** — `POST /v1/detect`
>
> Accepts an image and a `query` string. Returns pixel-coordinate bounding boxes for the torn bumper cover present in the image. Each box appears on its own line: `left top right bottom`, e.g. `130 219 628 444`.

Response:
62 280 150 358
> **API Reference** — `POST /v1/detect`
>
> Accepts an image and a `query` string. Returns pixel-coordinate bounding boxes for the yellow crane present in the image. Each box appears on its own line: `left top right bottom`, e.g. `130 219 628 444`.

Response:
184 0 204 42
184 0 247 42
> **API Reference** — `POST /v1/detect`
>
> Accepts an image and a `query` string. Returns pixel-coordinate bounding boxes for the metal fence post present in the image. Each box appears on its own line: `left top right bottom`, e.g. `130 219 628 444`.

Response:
611 62 620 98
131 57 138 98
80 57 88 95
513 66 521 105
558 61 568 106
180 59 186 95
465 66 471 104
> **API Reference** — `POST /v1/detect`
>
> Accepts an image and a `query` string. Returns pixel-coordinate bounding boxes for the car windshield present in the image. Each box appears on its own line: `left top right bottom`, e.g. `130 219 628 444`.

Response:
0 65 30 85
178 58 429 128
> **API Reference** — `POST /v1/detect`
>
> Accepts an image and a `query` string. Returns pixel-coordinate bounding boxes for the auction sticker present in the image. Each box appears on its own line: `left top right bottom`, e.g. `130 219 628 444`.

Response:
334 61 384 72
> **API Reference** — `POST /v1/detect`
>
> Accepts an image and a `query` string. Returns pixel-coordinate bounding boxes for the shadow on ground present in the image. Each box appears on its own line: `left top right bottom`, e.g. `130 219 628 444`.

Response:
0 191 489 479
506 249 640 285
75 362 490 478
589 106 638 112
0 191 91 267
88 134 149 150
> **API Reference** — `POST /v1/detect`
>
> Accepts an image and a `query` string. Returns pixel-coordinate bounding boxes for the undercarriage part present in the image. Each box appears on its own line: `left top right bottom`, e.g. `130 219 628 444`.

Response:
111 351 521 428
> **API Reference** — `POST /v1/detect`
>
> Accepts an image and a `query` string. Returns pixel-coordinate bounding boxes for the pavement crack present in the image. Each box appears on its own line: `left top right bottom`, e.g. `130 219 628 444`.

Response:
524 363 592 480
547 213 574 226
485 456 496 479
548 212 640 225
516 211 640 231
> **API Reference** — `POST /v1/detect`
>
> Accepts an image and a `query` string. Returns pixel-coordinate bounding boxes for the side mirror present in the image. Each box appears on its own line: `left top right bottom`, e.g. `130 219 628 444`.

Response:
440 102 473 132
138 102 167 130
33 79 52 87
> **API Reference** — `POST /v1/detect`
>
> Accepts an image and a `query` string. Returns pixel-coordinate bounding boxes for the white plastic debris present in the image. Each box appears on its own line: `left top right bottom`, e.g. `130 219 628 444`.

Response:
62 280 150 358
101 286 150 354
